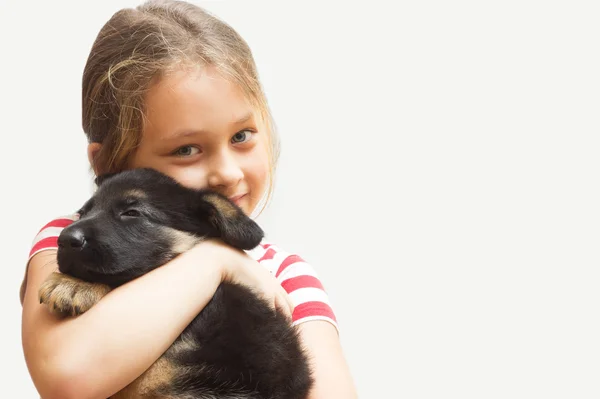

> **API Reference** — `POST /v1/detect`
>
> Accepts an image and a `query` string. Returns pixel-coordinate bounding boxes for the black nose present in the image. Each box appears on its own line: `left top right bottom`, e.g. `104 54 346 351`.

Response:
58 228 87 249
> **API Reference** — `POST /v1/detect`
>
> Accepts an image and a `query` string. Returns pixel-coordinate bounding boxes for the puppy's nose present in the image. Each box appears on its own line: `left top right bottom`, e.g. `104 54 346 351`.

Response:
58 228 87 249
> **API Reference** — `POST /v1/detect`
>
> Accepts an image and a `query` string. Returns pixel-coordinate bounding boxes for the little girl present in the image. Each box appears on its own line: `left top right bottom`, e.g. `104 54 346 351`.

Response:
20 1 357 398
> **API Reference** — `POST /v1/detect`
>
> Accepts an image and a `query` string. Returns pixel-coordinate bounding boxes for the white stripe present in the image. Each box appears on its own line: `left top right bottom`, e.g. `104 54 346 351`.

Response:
247 240 277 256
245 244 268 260
31 227 64 247
256 250 293 275
250 244 322 281
292 316 339 334
247 244 291 275
277 261 319 281
289 287 332 307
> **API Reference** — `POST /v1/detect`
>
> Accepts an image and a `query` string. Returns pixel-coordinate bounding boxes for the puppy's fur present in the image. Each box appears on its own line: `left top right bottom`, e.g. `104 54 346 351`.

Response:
39 168 312 399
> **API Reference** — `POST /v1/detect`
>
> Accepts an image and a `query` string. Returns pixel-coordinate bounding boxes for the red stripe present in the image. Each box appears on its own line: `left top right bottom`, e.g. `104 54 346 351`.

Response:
281 275 324 294
292 301 337 323
257 248 276 262
275 254 304 277
29 237 59 258
37 218 74 234
261 243 273 249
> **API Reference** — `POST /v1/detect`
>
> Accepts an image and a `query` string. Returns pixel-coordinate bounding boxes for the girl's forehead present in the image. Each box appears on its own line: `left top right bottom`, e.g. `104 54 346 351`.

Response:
143 67 258 139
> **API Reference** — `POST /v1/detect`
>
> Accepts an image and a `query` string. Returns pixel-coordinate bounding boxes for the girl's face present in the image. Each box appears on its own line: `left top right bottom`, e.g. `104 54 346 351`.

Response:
128 66 270 216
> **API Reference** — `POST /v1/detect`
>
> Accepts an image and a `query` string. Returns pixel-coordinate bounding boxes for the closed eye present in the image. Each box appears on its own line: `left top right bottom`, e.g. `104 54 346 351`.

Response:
121 209 142 218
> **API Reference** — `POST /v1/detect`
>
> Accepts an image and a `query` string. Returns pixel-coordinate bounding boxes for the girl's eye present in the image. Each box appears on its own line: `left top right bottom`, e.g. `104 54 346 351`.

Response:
231 130 253 144
174 146 201 157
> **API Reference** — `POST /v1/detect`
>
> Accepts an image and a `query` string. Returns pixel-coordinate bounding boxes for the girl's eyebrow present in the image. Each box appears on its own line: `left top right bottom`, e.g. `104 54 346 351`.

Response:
232 112 253 125
164 112 254 141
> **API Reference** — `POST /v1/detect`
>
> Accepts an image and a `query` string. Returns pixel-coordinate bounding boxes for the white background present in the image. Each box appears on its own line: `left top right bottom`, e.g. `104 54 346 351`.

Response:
1 1 599 398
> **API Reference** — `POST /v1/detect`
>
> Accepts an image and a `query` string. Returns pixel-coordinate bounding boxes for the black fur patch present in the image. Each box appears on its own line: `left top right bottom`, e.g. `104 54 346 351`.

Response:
50 168 313 399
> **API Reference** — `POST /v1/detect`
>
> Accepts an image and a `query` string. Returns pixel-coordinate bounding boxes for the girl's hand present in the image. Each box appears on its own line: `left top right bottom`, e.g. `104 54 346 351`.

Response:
198 239 295 320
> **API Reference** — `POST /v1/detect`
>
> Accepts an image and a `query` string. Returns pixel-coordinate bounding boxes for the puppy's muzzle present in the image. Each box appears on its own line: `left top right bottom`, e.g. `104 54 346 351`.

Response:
57 227 88 273
59 227 87 249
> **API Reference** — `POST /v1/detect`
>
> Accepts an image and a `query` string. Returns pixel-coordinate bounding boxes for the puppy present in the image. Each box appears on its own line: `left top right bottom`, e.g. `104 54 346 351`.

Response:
38 167 312 399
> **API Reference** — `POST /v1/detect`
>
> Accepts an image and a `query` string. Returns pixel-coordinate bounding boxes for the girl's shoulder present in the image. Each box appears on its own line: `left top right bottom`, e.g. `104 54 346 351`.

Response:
21 214 79 305
29 214 79 260
246 241 339 332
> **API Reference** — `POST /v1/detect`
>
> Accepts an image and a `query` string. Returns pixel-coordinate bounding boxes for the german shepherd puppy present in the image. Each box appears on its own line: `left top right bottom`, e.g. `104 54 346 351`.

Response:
38 168 312 399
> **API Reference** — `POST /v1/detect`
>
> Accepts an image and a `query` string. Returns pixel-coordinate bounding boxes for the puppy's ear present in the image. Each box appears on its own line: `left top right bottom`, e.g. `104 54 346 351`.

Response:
94 172 119 187
199 192 264 250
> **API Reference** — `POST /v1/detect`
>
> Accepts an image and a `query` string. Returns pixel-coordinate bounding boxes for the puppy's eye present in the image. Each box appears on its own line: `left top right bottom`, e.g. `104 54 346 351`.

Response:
121 209 141 218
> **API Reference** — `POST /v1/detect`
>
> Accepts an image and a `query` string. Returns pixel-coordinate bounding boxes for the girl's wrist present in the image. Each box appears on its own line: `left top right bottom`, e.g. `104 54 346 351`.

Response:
187 238 237 283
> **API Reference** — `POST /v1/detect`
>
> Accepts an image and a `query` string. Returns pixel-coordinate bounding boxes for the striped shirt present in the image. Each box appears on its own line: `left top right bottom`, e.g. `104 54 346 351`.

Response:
23 215 338 331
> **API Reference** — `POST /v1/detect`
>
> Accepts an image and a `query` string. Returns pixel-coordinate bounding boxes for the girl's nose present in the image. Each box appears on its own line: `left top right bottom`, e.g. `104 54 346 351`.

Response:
207 151 244 189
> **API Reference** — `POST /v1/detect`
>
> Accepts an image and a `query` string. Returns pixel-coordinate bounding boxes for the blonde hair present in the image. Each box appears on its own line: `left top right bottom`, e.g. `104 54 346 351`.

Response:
82 0 279 215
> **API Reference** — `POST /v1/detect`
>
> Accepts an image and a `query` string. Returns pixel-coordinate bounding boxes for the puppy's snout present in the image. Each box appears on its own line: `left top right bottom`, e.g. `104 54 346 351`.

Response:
58 228 87 249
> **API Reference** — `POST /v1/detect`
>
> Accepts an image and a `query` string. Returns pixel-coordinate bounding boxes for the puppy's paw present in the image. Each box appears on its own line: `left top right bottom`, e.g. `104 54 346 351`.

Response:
39 272 111 317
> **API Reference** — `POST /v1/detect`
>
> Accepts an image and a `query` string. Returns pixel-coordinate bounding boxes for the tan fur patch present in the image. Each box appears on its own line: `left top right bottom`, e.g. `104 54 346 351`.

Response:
124 189 148 200
111 357 177 399
203 193 238 218
110 337 197 398
39 272 111 317
167 335 200 356
162 227 202 254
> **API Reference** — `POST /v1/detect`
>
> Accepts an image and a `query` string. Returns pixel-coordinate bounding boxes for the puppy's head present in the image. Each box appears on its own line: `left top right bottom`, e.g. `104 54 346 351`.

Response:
56 168 264 287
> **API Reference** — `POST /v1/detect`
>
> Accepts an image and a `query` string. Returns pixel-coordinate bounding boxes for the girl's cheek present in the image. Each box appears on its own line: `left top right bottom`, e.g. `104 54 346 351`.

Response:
177 169 210 190
250 155 270 185
154 164 208 190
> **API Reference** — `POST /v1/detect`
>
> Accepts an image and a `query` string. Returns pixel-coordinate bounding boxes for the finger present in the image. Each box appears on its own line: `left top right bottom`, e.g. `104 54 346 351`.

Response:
269 291 281 314
286 295 295 317
278 287 294 314
279 293 293 321
272 294 283 313
264 293 277 312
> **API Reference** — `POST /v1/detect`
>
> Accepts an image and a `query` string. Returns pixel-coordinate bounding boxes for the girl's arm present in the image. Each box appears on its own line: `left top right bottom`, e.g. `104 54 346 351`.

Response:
21 240 291 399
298 321 358 399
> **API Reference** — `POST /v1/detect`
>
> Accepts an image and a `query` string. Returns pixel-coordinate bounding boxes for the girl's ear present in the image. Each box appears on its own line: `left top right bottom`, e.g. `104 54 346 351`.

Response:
87 142 104 176
94 172 119 187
